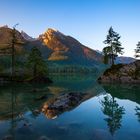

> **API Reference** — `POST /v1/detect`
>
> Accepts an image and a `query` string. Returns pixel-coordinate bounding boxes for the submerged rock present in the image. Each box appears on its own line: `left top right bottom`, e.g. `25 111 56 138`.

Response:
17 124 33 135
38 136 50 140
34 95 48 101
68 122 83 129
2 135 13 140
98 60 140 83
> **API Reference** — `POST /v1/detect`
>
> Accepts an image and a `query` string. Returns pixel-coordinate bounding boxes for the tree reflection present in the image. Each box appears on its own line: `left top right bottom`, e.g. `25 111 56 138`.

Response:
1 86 18 140
3 85 33 140
101 95 125 136
8 86 20 139
135 106 140 122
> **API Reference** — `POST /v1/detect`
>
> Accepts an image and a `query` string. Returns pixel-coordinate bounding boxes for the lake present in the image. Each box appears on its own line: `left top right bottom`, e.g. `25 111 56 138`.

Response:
0 75 140 140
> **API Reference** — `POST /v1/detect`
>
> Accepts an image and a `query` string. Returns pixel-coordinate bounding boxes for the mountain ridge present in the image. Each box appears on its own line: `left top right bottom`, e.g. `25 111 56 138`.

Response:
38 28 103 64
0 26 136 66
0 26 105 73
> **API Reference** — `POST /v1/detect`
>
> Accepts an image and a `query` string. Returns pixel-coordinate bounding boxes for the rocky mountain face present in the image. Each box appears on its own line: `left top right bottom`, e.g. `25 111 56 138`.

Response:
0 26 105 73
21 31 35 41
98 60 140 83
38 28 103 65
0 26 26 54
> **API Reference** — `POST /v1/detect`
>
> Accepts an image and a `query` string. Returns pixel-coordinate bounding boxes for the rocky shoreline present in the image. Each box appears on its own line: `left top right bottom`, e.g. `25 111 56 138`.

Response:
98 60 140 83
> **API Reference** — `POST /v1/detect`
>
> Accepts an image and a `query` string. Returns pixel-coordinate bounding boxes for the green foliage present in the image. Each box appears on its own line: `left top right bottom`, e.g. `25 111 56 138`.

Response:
26 47 48 77
103 27 124 65
101 95 125 135
135 42 140 58
0 65 4 73
103 54 109 64
134 67 140 79
0 56 11 69
0 55 27 76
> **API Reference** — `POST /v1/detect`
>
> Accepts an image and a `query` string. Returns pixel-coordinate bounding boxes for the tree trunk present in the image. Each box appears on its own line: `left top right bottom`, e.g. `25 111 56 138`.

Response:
33 64 37 78
11 28 16 80
111 44 114 66
112 55 114 65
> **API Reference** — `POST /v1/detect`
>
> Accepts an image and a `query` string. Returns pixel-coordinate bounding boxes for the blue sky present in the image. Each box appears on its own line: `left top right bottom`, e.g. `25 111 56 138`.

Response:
0 0 140 57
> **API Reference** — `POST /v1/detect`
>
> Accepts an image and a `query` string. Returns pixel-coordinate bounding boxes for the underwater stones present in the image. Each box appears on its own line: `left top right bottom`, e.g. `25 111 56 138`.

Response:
92 129 113 140
68 122 83 129
17 124 33 135
33 109 40 114
35 95 48 101
51 125 68 135
2 135 13 140
38 136 50 140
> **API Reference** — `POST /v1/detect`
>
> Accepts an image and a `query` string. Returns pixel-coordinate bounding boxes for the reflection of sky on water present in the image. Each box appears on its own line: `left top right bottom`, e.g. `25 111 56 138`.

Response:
0 77 140 140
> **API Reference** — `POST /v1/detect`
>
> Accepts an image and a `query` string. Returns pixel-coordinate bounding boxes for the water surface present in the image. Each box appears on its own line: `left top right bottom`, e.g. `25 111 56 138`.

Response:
0 75 140 140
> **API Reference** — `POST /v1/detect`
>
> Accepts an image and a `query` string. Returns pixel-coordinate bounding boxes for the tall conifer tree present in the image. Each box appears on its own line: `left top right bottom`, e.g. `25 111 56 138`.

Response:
103 27 124 65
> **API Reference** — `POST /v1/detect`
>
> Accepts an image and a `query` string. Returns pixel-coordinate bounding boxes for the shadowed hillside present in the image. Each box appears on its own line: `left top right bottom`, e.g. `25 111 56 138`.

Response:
0 26 106 74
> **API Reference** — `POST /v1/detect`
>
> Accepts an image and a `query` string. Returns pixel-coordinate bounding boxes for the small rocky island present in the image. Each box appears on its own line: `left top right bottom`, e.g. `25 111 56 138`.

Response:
98 60 140 83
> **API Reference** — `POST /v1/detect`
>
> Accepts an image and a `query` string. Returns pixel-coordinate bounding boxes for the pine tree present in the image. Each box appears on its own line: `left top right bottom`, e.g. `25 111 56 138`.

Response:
0 24 19 79
135 42 140 58
103 27 124 65
26 47 47 78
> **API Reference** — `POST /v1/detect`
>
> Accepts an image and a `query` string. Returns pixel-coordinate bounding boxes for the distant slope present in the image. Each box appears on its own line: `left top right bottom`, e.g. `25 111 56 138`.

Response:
115 56 136 64
94 50 136 64
38 28 103 66
21 31 35 41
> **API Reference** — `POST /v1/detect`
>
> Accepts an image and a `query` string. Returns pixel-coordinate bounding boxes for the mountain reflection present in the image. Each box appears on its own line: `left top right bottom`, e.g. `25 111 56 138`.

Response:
0 76 140 140
42 92 95 119
0 75 104 121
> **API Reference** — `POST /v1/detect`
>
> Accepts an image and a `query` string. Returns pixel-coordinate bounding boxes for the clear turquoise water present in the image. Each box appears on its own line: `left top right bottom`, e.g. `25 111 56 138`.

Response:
0 75 140 140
